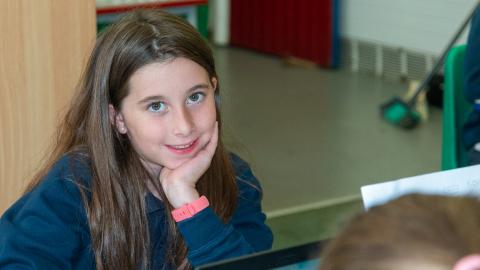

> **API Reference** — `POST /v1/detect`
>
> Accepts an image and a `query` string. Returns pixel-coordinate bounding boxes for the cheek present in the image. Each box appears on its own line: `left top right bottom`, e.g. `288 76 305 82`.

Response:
199 99 217 127
125 114 166 144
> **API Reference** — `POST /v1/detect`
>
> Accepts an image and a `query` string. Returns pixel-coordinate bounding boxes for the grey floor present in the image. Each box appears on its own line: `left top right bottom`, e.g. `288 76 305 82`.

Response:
213 46 443 248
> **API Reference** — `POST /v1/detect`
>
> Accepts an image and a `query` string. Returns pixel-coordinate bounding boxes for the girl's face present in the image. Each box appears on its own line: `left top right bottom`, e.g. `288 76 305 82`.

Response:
112 57 217 175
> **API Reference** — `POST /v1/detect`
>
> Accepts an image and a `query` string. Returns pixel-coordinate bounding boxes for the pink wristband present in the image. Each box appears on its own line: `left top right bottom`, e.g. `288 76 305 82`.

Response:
171 196 209 222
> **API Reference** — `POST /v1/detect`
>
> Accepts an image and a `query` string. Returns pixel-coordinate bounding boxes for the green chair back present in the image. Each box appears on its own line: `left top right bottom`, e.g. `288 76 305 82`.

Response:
442 44 471 170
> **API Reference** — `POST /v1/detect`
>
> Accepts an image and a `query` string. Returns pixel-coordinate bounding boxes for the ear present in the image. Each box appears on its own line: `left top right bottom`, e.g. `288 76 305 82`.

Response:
108 104 127 134
211 77 221 107
211 77 217 92
453 254 480 270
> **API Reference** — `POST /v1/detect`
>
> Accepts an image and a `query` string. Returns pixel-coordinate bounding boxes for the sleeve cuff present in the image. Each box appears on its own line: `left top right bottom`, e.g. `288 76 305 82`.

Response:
177 207 227 251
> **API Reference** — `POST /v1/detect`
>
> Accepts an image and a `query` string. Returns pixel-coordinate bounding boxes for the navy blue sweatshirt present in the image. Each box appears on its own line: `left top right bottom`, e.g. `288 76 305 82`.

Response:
463 7 480 150
0 153 273 269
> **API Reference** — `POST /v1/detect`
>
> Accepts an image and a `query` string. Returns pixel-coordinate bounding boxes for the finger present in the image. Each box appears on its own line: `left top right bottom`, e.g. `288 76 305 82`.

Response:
204 121 219 157
192 121 218 168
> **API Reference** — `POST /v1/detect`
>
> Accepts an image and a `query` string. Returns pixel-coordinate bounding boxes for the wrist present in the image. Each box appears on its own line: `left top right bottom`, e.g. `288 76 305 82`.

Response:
167 188 200 208
171 195 210 222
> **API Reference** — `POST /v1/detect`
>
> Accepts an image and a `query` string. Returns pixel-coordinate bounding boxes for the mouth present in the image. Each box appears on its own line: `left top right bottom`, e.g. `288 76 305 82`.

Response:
166 139 199 154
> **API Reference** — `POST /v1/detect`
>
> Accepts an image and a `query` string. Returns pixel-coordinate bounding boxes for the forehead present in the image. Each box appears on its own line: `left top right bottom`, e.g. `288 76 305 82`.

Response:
127 57 211 99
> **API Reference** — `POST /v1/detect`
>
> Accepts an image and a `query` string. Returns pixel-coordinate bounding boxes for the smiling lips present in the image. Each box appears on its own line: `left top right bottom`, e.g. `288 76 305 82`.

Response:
166 139 199 154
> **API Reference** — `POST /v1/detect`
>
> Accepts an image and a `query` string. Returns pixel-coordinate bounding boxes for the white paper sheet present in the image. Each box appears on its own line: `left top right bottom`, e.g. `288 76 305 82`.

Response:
361 164 480 210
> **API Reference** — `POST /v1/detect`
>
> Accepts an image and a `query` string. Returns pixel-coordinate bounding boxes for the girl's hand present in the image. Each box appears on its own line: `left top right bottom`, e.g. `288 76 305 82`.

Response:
159 122 218 208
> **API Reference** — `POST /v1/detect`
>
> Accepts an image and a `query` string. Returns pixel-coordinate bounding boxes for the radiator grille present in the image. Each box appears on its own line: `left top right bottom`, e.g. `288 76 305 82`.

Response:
382 46 403 81
343 38 438 82
357 41 376 75
406 51 427 81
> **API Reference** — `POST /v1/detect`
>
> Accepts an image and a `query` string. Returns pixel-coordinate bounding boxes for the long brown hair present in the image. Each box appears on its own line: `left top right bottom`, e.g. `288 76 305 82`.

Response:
319 194 480 270
26 9 237 270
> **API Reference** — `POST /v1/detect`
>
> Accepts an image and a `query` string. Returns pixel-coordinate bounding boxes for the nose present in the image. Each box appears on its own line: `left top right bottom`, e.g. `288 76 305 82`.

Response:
173 107 194 137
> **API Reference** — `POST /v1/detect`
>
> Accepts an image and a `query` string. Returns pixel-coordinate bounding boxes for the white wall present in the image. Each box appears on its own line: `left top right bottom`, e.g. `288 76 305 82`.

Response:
341 0 478 55
210 0 230 45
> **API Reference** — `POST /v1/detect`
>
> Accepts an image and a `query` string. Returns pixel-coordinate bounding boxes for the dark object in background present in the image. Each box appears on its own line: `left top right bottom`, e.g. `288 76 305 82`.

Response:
196 240 327 270
427 74 444 108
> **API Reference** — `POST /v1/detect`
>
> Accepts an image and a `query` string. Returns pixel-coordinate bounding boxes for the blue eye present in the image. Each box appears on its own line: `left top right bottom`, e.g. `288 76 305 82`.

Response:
187 92 205 105
148 102 166 112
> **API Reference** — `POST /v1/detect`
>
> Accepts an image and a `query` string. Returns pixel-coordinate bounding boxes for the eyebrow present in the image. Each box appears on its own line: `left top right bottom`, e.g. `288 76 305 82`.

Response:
137 83 211 105
138 95 166 105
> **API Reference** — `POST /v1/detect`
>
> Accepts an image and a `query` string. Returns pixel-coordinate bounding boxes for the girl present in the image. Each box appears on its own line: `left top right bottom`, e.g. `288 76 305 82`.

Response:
0 9 273 270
